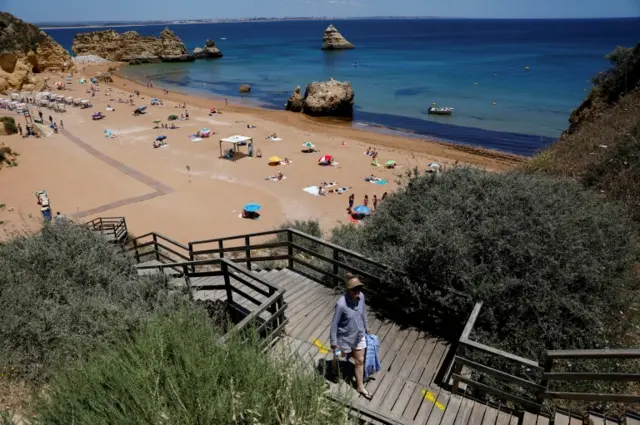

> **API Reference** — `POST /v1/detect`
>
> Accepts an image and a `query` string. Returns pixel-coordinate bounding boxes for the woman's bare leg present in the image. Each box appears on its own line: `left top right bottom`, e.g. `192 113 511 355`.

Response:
353 348 365 392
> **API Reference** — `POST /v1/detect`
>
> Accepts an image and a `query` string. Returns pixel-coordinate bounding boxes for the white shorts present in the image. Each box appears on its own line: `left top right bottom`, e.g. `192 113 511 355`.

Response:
341 334 366 353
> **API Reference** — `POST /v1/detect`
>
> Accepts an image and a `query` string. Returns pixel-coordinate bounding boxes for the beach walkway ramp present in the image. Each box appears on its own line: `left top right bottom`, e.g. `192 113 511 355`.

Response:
91 217 640 425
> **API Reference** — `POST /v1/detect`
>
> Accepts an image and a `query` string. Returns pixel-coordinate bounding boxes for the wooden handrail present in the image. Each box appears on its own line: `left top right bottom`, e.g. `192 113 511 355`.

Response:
190 228 287 245
546 349 640 359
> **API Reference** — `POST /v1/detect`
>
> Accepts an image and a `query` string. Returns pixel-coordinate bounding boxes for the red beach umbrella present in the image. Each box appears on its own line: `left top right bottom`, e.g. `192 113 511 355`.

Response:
318 155 333 164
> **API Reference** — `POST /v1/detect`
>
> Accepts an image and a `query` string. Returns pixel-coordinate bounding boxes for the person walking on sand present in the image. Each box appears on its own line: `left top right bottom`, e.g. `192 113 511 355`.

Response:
330 274 371 400
364 195 369 207
373 194 378 211
17 123 22 136
348 194 354 213
381 192 387 202
59 120 64 130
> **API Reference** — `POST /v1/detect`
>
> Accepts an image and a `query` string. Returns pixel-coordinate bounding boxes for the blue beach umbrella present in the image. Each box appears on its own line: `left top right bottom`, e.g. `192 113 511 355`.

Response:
244 203 262 212
156 135 167 141
353 205 371 215
139 106 147 111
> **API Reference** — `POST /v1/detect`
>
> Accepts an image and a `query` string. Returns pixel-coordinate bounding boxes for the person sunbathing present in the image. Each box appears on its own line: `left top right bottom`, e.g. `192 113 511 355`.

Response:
170 124 176 129
276 171 284 180
283 157 291 164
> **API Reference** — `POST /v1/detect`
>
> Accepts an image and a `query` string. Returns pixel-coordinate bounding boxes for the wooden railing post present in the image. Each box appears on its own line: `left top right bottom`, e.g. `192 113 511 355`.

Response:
222 261 233 304
333 248 340 277
152 234 159 262
219 240 224 259
287 231 294 271
188 242 195 273
537 355 553 406
132 238 140 264
182 264 191 290
245 236 252 270
98 218 104 236
451 344 465 394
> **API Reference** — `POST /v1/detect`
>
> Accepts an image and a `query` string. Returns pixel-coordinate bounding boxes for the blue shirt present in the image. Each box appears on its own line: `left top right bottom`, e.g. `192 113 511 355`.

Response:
330 292 368 349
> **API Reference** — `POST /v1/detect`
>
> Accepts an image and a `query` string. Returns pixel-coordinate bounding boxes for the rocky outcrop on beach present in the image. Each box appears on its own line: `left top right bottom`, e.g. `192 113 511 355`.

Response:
72 28 192 64
239 84 251 93
321 25 354 50
95 71 113 83
285 79 354 117
193 40 223 59
285 86 304 112
302 79 354 117
0 12 73 93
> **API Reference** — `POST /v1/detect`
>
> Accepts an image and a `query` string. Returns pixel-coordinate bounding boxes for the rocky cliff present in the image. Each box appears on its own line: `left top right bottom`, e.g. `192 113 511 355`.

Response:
0 12 73 93
321 25 354 50
193 40 222 59
286 79 354 118
72 28 192 63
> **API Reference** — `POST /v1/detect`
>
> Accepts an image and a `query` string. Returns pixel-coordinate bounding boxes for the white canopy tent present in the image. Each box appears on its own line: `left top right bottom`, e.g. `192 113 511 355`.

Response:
219 135 253 161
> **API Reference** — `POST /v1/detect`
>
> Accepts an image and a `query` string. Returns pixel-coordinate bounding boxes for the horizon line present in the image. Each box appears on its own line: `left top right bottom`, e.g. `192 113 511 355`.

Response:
34 15 640 25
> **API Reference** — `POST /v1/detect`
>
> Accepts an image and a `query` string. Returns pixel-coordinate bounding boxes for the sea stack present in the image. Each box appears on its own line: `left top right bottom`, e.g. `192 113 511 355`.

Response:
303 79 355 118
321 25 354 50
193 39 223 59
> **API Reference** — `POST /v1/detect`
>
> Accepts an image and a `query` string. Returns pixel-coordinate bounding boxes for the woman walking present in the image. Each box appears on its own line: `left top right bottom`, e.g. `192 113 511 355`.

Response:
330 274 371 400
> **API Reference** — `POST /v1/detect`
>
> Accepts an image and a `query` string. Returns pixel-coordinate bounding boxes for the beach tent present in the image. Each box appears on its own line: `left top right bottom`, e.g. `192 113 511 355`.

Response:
219 135 253 161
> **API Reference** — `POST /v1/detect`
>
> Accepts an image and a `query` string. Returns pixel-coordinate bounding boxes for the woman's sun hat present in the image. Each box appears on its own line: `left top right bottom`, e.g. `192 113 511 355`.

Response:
345 273 364 290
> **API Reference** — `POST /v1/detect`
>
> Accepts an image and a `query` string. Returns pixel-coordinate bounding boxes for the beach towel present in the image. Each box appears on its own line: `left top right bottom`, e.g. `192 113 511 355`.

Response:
365 178 388 185
267 137 282 141
265 176 288 181
303 182 338 196
364 334 381 381
332 186 351 194
190 137 203 142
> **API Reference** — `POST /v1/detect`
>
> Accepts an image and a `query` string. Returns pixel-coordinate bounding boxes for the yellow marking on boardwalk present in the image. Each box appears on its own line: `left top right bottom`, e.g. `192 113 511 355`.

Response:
421 389 445 410
312 339 330 354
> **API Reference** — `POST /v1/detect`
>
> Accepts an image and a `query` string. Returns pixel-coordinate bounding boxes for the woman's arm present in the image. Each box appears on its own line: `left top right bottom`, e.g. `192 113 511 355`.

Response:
330 301 343 348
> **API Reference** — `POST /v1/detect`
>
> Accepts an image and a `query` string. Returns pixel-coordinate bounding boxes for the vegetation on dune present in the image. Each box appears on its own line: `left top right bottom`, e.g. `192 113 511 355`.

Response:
330 168 640 364
0 12 46 55
0 222 183 384
525 44 640 225
0 117 17 135
29 308 346 425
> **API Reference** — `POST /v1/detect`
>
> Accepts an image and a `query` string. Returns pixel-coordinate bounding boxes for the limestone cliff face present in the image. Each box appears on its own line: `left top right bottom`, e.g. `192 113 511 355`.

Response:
0 12 73 93
321 25 354 50
193 40 223 59
72 28 192 63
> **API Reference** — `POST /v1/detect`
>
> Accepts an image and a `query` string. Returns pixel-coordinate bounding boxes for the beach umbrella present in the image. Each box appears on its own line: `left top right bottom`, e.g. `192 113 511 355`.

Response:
428 162 441 169
139 106 147 111
152 98 159 102
156 135 167 141
318 155 333 164
385 160 397 167
243 203 261 213
268 156 282 163
353 205 371 215
153 119 161 123
303 142 315 148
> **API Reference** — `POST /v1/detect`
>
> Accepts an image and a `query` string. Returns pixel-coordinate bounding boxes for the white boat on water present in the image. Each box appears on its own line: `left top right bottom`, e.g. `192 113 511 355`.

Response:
428 103 454 115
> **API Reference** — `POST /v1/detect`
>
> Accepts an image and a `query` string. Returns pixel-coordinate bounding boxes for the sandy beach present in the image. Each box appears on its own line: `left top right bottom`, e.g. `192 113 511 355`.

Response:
0 62 522 243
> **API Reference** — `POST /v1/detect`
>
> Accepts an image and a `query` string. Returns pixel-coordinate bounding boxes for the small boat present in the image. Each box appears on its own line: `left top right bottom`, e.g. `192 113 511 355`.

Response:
427 105 454 115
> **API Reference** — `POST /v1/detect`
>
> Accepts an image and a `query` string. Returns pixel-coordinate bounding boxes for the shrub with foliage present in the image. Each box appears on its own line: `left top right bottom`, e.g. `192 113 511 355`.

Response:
0 222 184 383
0 117 17 135
330 167 640 361
30 308 349 425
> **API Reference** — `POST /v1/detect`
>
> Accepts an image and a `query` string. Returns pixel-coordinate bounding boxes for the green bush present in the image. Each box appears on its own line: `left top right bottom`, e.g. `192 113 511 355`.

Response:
0 222 184 383
330 167 640 361
31 308 349 425
0 117 17 135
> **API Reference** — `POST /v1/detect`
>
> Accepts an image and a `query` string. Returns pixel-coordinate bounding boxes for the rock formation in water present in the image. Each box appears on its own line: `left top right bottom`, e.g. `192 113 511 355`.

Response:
285 79 354 118
193 40 223 59
285 86 304 112
321 25 354 50
0 12 73 93
72 28 192 64
239 84 251 93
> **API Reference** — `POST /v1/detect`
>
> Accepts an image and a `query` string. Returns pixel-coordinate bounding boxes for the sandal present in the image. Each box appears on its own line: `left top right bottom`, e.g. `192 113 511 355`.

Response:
358 389 373 401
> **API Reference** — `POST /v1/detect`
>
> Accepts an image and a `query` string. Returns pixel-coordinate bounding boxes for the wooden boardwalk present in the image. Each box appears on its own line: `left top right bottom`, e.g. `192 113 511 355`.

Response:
163 267 533 425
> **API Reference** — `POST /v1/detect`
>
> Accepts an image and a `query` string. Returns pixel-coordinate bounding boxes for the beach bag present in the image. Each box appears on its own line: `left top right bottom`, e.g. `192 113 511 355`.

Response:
364 334 381 381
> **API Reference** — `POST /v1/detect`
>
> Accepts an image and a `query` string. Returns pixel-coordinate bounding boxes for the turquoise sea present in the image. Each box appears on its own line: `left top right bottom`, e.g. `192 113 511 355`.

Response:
47 18 640 155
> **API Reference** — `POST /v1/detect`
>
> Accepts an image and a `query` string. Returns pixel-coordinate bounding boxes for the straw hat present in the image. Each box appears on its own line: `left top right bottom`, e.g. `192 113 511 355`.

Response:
345 273 364 290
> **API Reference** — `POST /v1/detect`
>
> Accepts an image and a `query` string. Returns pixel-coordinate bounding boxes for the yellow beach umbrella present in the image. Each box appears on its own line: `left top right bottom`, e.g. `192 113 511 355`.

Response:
268 156 282 163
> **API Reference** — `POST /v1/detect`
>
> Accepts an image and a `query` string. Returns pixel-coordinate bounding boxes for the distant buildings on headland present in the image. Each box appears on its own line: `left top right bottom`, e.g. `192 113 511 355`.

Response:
38 16 437 29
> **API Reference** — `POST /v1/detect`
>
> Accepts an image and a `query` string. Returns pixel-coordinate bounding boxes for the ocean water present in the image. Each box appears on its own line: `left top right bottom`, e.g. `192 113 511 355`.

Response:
47 18 640 156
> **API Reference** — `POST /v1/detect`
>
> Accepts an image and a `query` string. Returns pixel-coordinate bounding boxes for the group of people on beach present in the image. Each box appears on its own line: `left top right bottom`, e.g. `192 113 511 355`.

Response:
347 192 387 214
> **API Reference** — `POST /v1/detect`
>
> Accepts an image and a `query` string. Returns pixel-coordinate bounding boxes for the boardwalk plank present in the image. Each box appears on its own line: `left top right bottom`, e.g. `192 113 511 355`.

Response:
480 405 499 425
465 401 488 425
452 397 476 425
438 393 464 425
555 412 570 425
391 381 418 418
415 386 449 425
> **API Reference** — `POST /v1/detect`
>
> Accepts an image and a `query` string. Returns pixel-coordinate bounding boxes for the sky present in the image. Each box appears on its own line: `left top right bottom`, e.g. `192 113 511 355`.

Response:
2 0 640 22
